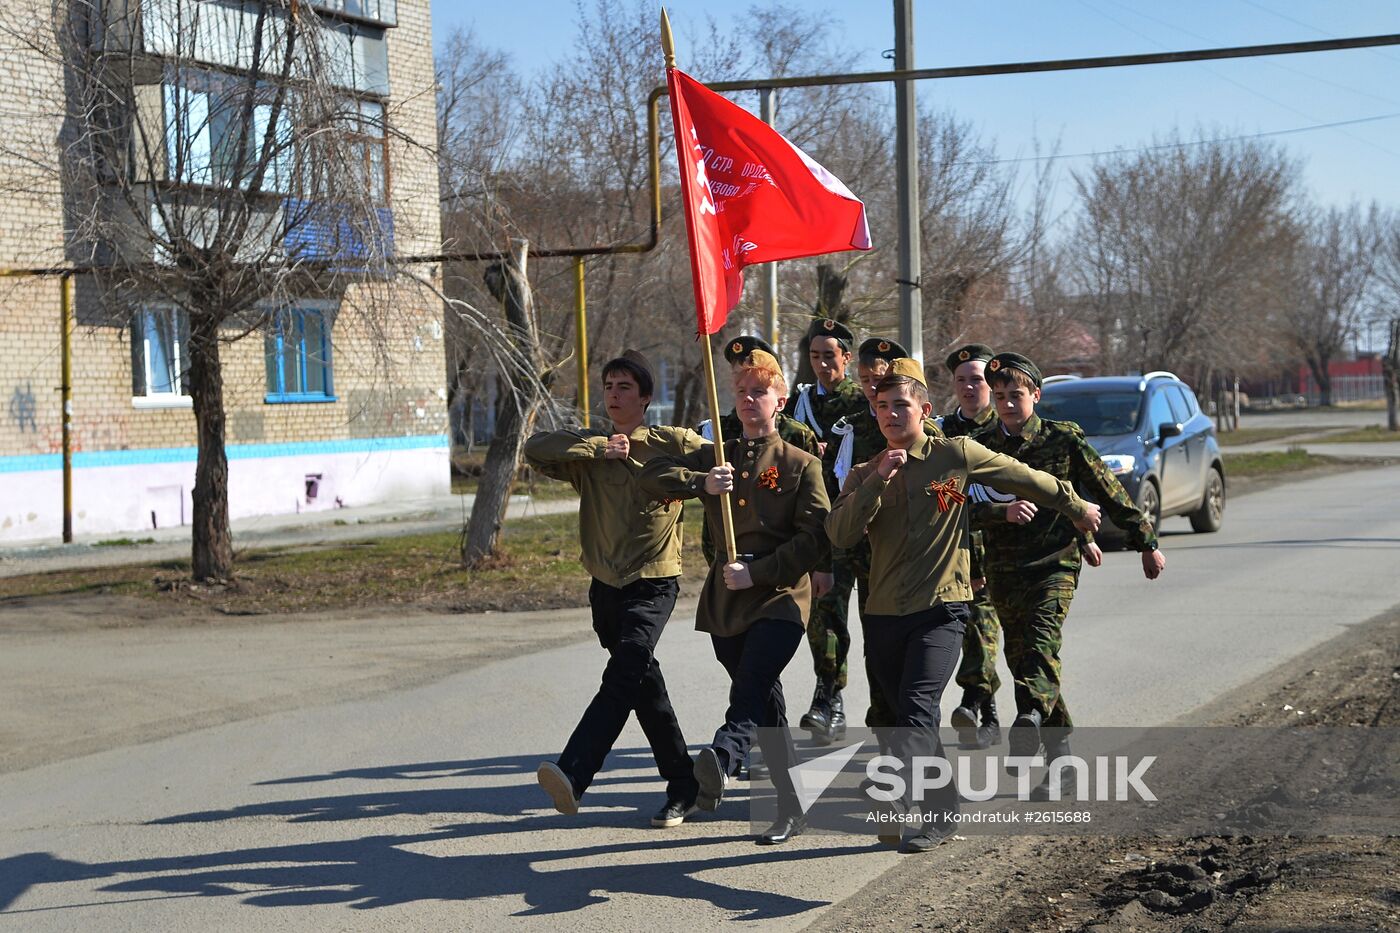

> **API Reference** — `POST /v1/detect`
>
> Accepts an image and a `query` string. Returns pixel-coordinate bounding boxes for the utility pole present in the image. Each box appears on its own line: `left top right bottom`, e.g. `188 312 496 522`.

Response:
759 87 780 348
893 0 922 362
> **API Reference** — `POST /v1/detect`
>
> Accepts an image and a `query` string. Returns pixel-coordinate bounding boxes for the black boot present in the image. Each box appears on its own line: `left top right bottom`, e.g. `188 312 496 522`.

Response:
826 686 847 743
950 695 981 748
1007 708 1043 770
977 695 1002 748
800 680 832 737
1030 731 1077 801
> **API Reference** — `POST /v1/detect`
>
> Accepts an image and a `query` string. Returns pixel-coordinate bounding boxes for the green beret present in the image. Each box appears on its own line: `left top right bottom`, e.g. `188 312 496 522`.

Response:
945 343 995 373
723 334 776 365
986 351 1042 388
805 317 854 350
858 336 909 363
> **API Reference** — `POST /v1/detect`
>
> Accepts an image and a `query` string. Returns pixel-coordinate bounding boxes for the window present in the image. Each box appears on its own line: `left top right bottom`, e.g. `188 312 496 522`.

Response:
1165 386 1192 424
265 307 335 402
131 308 191 401
164 73 294 192
1147 390 1177 437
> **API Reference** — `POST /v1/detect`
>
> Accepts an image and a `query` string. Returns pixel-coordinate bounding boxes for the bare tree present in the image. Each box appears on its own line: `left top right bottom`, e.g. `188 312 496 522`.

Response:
462 240 550 566
1284 203 1379 407
1069 135 1301 384
0 0 461 579
1372 211 1400 429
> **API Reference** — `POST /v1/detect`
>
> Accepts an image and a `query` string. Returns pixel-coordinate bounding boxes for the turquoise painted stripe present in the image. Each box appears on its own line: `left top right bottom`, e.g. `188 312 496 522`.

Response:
0 434 447 474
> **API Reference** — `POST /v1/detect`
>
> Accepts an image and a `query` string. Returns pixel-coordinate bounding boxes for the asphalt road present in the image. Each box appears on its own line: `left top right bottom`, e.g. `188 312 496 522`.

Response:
2 465 1398 930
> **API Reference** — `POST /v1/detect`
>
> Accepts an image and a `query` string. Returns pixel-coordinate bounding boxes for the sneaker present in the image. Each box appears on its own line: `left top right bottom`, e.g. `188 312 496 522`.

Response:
900 818 957 853
536 762 579 816
651 794 699 828
694 747 728 812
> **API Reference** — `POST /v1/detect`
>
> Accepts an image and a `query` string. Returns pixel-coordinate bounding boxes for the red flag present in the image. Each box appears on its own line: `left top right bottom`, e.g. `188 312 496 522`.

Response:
667 68 872 335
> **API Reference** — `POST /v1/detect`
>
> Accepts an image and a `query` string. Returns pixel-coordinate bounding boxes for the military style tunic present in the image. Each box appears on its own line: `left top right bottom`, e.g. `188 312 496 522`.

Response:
827 433 1091 616
523 425 706 589
638 432 830 637
970 414 1158 574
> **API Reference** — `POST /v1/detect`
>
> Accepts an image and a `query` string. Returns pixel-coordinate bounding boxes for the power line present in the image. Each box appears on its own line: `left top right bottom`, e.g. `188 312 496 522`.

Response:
952 110 1400 166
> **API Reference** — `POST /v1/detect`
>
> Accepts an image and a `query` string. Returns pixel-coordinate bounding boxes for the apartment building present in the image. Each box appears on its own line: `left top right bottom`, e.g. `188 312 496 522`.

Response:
0 0 448 544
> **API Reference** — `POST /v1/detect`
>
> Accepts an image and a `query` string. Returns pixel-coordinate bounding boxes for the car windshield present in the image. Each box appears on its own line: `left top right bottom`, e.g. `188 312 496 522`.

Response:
1037 391 1143 436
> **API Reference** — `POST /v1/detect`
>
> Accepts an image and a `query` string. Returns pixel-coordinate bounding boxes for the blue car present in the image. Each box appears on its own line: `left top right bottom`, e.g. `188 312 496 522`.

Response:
1037 372 1226 541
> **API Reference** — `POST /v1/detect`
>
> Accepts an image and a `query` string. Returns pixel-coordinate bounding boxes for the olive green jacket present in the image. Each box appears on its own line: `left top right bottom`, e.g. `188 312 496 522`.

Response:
638 431 830 637
827 433 1090 616
523 424 705 589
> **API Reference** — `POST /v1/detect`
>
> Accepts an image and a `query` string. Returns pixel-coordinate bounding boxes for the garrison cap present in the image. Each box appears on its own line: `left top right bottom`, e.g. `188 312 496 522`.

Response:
743 348 784 379
986 351 1042 388
805 317 854 350
945 342 995 373
889 357 927 387
858 336 909 364
603 348 655 397
723 334 776 365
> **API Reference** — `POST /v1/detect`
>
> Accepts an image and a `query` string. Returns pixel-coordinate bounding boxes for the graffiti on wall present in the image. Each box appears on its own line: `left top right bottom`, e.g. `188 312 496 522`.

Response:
8 383 38 433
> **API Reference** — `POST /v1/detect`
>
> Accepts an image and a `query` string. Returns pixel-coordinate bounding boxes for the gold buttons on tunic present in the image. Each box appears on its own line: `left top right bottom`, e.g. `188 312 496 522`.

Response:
737 498 747 506
741 471 750 478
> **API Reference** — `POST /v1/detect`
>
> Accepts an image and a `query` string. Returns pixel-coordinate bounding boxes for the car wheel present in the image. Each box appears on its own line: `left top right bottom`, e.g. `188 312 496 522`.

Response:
1138 479 1161 534
1189 467 1225 533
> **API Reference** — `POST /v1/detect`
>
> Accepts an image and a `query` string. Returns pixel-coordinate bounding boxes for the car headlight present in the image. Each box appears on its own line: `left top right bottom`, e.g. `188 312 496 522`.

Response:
1101 454 1136 475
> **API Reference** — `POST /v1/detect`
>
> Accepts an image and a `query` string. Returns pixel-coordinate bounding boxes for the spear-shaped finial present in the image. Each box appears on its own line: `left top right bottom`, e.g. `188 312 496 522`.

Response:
660 7 676 70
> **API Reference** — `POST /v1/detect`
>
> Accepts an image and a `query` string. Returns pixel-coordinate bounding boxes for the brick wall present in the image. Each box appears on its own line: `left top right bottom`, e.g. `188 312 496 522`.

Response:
0 0 446 462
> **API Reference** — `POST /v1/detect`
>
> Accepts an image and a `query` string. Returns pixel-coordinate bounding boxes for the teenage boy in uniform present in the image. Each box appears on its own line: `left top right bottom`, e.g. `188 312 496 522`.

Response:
640 349 829 845
826 337 936 739
783 318 867 743
524 350 703 828
971 351 1166 799
936 343 1004 749
827 359 1101 852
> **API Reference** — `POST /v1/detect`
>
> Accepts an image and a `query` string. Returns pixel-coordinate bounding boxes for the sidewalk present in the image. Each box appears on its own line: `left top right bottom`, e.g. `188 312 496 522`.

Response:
1221 425 1400 460
0 492 580 579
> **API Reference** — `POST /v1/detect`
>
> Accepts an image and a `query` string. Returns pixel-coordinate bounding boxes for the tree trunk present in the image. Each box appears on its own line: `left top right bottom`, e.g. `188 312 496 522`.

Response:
187 315 234 581
1384 318 1400 432
1305 354 1334 407
672 357 701 429
463 240 544 567
795 263 850 387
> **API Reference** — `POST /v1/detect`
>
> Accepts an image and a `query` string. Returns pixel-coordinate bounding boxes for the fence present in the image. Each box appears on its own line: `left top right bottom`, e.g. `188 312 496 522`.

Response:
1300 373 1384 405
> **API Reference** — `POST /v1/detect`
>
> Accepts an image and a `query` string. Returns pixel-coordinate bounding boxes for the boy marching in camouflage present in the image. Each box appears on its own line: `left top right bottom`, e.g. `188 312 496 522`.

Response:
972 351 1166 800
523 350 704 828
828 358 1101 852
935 343 1004 750
783 318 867 743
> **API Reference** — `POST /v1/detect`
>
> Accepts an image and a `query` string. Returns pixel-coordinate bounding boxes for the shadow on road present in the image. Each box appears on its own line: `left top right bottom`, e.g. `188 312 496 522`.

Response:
0 749 859 920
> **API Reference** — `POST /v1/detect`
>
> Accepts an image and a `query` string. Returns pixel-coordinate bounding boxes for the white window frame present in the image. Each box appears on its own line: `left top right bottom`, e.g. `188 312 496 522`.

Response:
131 308 194 408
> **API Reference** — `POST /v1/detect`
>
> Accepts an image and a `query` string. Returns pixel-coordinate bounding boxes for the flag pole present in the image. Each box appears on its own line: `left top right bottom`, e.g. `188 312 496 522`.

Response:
662 8 737 564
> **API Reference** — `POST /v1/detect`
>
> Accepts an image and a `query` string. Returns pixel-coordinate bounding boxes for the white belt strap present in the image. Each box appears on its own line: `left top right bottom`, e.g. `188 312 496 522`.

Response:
792 385 822 437
830 418 856 488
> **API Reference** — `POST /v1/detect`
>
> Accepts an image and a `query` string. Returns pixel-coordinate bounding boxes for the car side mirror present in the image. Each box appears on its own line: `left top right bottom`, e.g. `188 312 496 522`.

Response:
1158 422 1183 445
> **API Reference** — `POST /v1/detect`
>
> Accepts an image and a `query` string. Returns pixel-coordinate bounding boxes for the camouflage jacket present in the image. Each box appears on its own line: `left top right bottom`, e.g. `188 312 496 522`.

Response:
936 405 997 439
971 414 1157 574
828 407 945 496
697 412 820 565
936 405 997 578
783 377 867 444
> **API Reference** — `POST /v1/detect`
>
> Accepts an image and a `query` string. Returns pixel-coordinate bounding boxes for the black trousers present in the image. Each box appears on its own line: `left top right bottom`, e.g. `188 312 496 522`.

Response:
709 618 803 815
864 601 969 819
557 577 694 798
